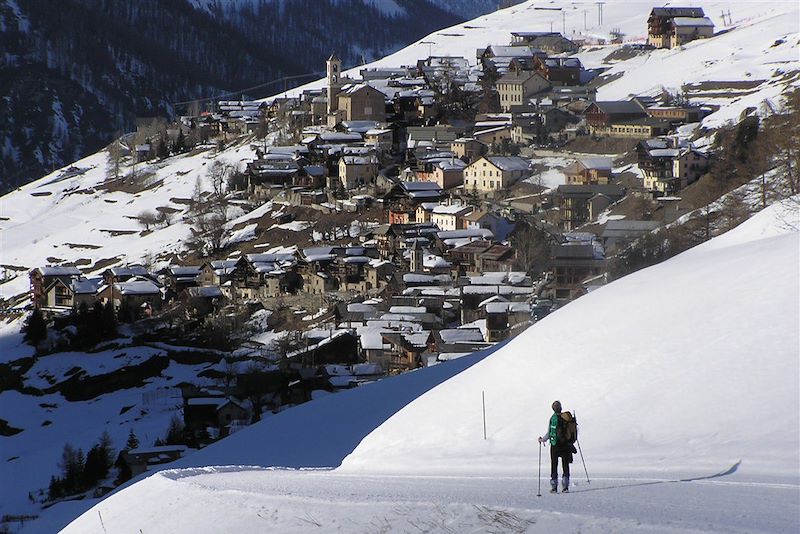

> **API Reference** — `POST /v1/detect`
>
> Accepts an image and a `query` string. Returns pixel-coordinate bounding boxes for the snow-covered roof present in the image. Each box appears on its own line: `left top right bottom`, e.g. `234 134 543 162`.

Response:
672 16 714 27
185 286 224 299
116 279 161 295
423 254 451 269
389 306 426 315
71 278 102 294
437 328 484 344
34 266 82 277
403 273 452 284
485 302 531 314
169 265 202 276
437 159 467 171
341 256 371 264
649 148 681 158
347 303 377 313
436 228 493 240
462 285 532 296
579 157 613 171
341 156 377 166
485 156 531 172
431 204 471 215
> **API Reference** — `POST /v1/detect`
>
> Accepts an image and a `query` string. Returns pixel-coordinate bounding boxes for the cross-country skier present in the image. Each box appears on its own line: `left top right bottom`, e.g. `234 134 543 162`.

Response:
538 400 575 493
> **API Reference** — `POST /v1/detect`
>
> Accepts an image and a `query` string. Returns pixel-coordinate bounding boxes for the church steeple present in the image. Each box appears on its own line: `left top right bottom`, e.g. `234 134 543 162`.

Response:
326 53 342 115
409 240 424 273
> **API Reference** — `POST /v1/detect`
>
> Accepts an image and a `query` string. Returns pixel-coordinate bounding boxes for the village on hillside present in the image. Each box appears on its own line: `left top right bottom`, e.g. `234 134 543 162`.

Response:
20 6 780 478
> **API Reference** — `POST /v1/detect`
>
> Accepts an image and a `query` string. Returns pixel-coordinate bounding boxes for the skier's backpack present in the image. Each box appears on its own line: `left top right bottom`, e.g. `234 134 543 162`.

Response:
557 411 578 445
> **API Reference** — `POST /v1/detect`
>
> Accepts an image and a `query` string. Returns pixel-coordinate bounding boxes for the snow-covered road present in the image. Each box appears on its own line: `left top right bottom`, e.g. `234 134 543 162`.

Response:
62 466 799 533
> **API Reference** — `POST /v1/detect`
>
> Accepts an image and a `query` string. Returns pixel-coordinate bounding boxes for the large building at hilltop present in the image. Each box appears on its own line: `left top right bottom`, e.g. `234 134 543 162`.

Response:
647 7 715 49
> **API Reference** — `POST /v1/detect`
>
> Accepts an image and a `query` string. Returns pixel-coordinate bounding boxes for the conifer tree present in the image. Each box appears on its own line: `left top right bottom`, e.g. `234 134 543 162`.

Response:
175 129 186 154
157 137 169 160
125 429 140 450
23 308 47 346
48 475 63 500
102 301 117 335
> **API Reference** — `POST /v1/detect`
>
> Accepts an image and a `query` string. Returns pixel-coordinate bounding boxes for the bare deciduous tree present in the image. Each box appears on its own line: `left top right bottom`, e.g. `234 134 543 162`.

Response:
138 210 160 231
511 218 552 276
107 134 123 181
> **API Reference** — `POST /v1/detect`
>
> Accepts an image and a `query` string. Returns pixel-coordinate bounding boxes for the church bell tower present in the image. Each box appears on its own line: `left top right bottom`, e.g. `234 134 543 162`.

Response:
327 53 342 115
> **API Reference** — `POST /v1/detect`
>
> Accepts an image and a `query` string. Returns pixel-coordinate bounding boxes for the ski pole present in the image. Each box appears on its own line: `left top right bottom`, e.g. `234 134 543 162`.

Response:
576 439 590 484
574 410 590 484
537 440 542 497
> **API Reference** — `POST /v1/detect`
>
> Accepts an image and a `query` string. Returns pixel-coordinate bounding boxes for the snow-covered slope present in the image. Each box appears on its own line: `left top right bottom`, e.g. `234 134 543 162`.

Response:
58 199 799 533
276 0 800 130
0 139 258 301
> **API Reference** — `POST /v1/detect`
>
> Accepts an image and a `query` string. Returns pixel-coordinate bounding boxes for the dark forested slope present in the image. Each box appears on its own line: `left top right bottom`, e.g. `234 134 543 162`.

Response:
0 0 498 193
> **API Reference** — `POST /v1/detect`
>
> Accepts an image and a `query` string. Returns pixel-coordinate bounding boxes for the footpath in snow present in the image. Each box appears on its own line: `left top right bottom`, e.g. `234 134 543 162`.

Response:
59 467 799 533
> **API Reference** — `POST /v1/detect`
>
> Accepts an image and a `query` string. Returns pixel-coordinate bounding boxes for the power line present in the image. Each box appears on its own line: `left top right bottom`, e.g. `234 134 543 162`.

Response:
170 71 324 107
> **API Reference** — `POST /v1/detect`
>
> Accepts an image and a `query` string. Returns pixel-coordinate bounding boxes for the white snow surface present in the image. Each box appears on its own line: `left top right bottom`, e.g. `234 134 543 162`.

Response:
58 199 800 533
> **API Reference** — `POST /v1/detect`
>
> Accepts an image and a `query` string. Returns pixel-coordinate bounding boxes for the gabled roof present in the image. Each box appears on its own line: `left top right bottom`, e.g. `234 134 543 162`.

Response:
578 157 613 171
72 278 102 294
437 228 494 240
602 220 661 235
485 156 531 172
168 265 202 277
115 279 161 296
497 71 547 85
431 204 471 216
556 184 626 198
316 132 363 143
341 83 386 98
450 239 492 254
543 57 582 69
246 252 296 263
33 266 82 277
436 327 484 344
107 265 149 278
590 101 646 115
401 181 442 192
672 16 714 28
485 45 544 58
184 286 224 299
341 155 378 166
511 31 559 38
479 244 514 262
648 148 681 158
650 7 705 18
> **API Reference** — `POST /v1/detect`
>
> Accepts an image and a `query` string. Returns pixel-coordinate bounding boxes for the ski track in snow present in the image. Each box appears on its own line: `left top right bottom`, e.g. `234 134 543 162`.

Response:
58 467 799 534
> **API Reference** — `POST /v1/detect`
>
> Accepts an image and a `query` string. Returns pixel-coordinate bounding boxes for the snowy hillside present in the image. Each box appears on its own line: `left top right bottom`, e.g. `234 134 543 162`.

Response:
2 1 799 531
1 0 798 303
276 0 800 130
58 198 800 533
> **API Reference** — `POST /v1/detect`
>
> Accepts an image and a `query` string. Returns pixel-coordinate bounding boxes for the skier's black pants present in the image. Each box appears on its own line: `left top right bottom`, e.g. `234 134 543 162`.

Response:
550 446 570 481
